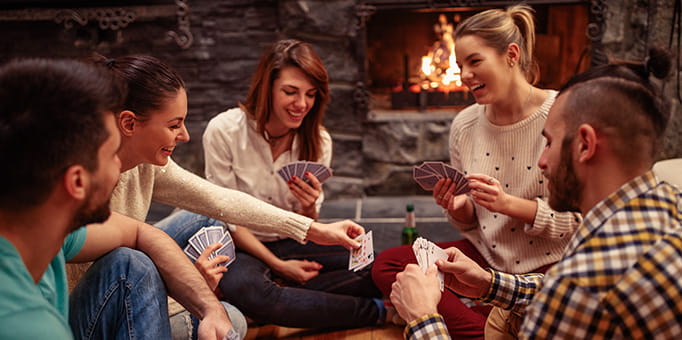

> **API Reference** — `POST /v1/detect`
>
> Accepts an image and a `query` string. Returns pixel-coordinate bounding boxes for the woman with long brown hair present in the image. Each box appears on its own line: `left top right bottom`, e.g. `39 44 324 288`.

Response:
194 39 388 328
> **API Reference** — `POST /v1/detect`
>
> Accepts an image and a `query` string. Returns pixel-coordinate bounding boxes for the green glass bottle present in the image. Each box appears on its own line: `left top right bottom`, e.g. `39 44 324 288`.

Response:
401 204 418 245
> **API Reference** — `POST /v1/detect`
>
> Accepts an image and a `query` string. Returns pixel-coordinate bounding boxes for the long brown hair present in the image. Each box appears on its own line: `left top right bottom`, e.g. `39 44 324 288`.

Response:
454 4 539 84
240 39 329 161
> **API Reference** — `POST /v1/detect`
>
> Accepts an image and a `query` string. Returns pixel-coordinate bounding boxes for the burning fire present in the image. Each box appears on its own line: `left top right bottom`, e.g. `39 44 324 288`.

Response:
419 14 463 92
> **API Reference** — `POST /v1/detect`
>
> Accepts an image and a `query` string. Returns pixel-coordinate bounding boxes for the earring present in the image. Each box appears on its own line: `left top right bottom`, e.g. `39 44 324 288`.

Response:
509 60 515 67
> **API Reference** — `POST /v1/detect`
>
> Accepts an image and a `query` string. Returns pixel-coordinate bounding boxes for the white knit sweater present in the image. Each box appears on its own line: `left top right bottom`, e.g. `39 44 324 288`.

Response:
110 158 313 243
448 90 582 273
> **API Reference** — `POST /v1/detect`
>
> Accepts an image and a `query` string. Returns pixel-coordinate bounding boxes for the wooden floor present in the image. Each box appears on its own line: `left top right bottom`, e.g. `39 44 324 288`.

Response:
245 324 404 339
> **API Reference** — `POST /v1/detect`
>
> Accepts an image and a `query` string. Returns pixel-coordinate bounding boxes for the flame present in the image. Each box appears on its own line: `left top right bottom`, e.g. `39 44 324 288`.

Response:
419 14 464 91
421 55 433 76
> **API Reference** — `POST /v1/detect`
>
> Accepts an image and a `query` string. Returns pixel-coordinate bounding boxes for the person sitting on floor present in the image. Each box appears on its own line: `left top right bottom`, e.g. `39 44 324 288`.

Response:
390 49 681 339
0 58 238 340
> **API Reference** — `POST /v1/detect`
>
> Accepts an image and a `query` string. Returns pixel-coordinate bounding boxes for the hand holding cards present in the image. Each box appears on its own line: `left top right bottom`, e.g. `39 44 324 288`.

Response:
277 161 333 184
183 226 235 267
348 231 374 271
413 161 470 195
412 237 448 291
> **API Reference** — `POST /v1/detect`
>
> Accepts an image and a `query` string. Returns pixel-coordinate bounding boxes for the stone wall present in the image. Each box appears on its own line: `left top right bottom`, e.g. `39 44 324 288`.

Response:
1 0 680 199
600 0 682 160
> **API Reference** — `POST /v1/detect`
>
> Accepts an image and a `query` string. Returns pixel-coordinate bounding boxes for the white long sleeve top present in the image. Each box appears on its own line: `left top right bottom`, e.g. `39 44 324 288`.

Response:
202 107 332 241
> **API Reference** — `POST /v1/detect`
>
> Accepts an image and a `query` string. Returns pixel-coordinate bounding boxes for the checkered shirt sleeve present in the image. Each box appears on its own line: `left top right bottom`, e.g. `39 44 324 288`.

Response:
519 172 682 339
482 269 544 310
404 313 451 340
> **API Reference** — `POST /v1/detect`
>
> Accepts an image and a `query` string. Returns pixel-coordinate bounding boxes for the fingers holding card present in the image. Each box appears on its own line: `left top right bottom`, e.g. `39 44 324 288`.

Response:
411 237 448 291
184 226 235 267
348 231 374 272
278 161 333 185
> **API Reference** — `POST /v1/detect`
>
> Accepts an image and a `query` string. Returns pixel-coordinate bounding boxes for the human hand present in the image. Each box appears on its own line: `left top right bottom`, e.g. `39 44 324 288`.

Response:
306 220 365 249
196 304 233 340
437 247 492 299
272 259 322 284
289 172 322 217
390 264 441 323
466 173 510 214
194 243 229 292
433 178 469 211
433 178 473 223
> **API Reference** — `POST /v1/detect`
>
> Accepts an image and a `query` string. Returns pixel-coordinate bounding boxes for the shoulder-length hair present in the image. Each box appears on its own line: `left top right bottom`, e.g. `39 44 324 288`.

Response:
240 39 329 161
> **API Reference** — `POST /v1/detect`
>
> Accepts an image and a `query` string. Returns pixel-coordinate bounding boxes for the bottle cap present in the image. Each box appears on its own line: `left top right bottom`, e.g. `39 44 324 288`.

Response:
406 204 414 212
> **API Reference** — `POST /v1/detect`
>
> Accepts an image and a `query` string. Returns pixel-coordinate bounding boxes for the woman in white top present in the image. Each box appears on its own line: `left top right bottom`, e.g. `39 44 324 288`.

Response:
91 53 369 337
373 5 582 338
192 40 387 329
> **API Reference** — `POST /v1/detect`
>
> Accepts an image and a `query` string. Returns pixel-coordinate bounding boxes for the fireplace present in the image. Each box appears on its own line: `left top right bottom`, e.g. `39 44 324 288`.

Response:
0 0 607 198
362 2 591 113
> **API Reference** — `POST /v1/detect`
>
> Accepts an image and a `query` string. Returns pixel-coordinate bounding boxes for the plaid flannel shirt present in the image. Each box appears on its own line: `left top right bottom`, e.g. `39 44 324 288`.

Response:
406 171 682 339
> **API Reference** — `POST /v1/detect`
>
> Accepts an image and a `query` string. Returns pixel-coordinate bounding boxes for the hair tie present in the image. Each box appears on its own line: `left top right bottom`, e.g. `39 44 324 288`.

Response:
104 58 115 68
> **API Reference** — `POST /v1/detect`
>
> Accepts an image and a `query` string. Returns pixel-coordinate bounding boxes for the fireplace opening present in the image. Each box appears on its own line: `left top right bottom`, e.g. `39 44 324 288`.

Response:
365 3 590 114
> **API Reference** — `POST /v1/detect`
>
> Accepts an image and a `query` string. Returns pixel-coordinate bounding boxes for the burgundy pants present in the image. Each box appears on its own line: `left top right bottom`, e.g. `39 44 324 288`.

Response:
372 239 553 340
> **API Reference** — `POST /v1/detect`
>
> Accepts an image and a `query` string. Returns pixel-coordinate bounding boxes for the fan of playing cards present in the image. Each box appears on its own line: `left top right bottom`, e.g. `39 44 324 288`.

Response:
412 237 449 291
183 226 235 267
413 161 471 195
348 231 374 272
277 161 333 185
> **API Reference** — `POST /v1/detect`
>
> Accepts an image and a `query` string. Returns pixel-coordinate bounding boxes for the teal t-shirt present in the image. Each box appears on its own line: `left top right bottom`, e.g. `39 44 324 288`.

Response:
0 227 87 339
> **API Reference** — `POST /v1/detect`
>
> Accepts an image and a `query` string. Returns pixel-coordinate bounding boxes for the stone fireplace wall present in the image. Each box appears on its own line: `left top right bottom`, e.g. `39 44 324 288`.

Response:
1 0 680 199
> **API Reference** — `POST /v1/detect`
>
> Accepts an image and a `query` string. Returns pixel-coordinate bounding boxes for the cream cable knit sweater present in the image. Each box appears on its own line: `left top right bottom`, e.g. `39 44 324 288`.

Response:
110 158 313 243
448 90 582 273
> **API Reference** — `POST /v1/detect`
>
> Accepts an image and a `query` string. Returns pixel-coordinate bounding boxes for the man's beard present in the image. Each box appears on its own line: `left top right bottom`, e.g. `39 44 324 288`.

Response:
547 139 583 212
70 190 112 231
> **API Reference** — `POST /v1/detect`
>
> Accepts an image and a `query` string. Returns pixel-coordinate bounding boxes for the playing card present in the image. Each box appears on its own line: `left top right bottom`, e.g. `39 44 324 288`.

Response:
277 167 289 182
183 243 200 261
277 161 333 184
348 231 374 272
413 166 436 178
184 226 236 267
315 167 333 183
215 240 236 267
196 228 210 249
205 226 224 244
423 161 447 178
414 174 441 191
412 237 448 291
413 161 469 194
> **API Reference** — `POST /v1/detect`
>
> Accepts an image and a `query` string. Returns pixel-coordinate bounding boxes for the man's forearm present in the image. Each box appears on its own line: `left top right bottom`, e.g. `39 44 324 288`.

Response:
136 224 224 319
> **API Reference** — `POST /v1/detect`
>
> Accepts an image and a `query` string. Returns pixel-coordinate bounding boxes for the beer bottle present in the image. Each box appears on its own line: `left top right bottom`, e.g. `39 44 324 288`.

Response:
401 204 418 245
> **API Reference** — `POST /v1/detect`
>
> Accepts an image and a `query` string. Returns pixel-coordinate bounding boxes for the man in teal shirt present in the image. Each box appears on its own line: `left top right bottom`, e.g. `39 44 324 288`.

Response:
0 59 239 339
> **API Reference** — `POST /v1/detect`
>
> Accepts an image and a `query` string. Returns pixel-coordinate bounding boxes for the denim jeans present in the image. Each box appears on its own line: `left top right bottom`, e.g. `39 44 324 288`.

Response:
68 247 247 340
69 248 171 339
155 209 247 338
157 210 385 329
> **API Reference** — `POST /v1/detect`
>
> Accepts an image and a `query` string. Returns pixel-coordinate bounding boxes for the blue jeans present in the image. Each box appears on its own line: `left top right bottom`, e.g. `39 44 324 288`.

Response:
154 209 247 338
69 248 247 340
157 210 385 329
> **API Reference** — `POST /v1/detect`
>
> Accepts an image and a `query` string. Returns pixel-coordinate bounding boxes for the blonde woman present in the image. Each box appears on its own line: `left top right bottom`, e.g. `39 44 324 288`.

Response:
373 5 581 338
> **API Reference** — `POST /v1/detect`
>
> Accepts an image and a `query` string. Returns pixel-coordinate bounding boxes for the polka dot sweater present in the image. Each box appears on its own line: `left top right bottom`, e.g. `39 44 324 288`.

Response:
448 90 582 273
